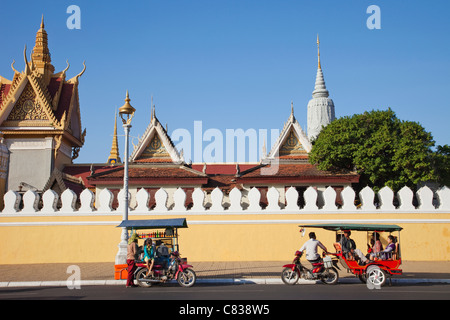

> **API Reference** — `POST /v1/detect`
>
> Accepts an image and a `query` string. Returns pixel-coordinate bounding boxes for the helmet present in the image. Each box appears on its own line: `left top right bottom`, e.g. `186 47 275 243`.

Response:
171 251 180 257
295 250 303 257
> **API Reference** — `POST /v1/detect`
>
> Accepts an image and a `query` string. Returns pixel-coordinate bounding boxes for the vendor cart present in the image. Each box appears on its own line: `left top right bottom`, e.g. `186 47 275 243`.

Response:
114 218 191 284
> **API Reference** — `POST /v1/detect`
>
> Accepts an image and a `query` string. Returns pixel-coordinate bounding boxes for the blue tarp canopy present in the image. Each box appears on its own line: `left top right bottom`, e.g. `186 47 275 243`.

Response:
299 223 402 232
117 218 188 230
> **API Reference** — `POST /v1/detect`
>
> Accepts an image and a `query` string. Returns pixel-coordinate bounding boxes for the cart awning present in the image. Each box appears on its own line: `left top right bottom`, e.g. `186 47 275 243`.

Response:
117 218 188 230
299 223 403 232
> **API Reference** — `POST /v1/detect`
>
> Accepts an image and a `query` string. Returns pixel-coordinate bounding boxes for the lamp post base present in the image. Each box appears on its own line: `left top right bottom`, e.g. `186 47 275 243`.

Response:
115 228 128 265
115 241 128 265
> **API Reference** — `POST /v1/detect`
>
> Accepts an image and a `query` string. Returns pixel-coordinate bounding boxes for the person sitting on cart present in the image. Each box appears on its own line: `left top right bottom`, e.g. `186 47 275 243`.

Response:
380 235 397 260
143 239 155 278
340 230 370 265
156 240 171 268
299 232 328 265
369 232 384 261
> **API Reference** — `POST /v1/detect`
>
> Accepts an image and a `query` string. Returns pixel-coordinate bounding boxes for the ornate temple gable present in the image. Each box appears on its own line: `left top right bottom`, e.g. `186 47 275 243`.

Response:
279 129 308 157
140 134 171 159
0 71 28 123
130 104 183 164
264 103 312 161
0 63 72 129
4 80 54 125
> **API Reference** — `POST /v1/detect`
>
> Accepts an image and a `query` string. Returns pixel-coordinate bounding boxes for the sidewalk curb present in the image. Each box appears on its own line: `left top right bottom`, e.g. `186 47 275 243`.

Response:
1 278 449 288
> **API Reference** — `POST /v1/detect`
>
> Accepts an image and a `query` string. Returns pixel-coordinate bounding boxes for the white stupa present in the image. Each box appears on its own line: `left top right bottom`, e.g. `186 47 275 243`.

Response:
307 35 335 141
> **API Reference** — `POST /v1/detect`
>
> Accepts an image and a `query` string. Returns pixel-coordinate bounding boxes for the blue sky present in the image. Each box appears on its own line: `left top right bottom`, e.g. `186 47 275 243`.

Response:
1 0 449 164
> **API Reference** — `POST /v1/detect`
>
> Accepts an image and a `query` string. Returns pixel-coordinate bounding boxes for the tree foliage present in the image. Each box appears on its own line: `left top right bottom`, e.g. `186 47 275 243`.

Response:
432 144 450 187
308 109 438 191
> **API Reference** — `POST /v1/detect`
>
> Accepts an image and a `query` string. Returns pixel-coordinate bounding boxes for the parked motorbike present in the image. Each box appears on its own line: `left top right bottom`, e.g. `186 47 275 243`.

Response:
281 251 339 285
135 251 196 288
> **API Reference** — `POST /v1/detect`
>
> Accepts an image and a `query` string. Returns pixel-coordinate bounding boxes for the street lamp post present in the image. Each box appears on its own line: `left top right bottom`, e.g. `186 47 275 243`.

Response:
115 91 136 265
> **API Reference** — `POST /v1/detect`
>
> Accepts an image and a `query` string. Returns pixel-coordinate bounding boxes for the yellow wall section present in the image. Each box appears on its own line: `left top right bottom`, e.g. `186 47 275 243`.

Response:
0 213 449 264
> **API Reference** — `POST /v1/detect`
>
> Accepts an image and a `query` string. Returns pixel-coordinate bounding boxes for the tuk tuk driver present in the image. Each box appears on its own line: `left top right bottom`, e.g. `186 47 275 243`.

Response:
299 232 328 264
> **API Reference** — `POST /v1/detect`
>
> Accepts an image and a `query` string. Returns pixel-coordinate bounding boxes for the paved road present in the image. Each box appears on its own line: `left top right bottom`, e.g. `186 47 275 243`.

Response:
1 282 448 301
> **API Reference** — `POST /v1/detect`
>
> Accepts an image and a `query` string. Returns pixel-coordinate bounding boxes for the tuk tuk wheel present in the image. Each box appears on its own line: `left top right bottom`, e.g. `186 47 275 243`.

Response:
177 268 196 287
320 267 339 285
135 268 152 288
366 265 386 287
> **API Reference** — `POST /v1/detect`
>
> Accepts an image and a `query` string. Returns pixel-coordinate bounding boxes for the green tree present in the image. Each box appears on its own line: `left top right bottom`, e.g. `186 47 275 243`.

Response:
433 144 450 187
309 109 437 191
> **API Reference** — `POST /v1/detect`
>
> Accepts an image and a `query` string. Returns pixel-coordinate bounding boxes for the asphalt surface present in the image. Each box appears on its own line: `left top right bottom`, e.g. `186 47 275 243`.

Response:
0 260 449 287
0 283 449 302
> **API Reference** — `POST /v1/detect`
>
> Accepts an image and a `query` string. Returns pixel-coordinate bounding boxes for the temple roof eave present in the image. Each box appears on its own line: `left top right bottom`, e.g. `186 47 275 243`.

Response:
0 126 84 147
237 175 360 185
88 177 209 187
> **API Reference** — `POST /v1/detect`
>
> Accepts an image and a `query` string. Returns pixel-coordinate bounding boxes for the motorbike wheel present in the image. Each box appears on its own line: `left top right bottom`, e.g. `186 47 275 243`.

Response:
366 265 386 287
135 268 152 288
320 267 339 285
177 268 196 287
281 267 299 285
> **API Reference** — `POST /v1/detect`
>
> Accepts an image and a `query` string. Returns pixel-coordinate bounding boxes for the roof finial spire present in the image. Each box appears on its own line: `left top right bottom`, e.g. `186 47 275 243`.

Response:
317 34 321 70
107 110 121 164
32 14 55 76
151 95 154 121
262 137 267 158
311 35 329 99
151 95 156 122
150 96 157 124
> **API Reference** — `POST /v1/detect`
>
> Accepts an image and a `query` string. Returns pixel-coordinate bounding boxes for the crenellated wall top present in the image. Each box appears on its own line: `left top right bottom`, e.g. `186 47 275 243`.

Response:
1 185 449 216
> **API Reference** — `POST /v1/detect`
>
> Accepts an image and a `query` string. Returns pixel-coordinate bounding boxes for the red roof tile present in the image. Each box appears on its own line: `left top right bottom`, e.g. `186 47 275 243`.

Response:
47 77 62 99
0 83 11 109
134 158 174 163
54 83 74 122
238 163 359 183
191 163 257 175
87 164 208 186
63 165 117 188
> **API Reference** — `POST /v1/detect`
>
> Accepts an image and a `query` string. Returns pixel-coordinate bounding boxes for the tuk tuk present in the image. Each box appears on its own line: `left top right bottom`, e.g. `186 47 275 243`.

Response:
298 223 403 287
115 218 196 287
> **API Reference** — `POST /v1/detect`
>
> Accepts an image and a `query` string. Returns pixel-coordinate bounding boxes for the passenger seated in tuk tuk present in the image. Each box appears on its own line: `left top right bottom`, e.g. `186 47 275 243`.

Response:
366 239 375 259
155 240 171 268
340 230 370 265
368 232 383 261
143 239 155 278
380 235 397 260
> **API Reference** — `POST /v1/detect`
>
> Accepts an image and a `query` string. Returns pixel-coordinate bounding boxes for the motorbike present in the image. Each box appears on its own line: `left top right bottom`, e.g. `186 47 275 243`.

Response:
281 251 340 285
135 251 196 288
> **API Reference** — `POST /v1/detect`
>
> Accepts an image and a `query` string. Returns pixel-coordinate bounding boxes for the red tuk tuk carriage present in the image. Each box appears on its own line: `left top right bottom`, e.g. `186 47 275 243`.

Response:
298 223 403 287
